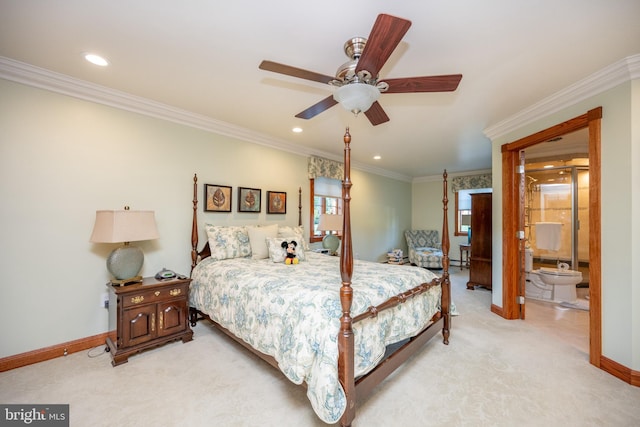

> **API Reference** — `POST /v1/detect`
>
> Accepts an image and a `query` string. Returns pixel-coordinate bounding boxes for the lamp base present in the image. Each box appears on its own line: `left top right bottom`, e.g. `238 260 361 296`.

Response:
322 234 340 256
110 276 143 286
107 245 144 284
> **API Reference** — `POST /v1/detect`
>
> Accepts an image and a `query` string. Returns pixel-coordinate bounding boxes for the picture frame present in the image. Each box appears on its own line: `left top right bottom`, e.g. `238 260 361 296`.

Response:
238 187 261 213
204 184 232 212
267 191 287 214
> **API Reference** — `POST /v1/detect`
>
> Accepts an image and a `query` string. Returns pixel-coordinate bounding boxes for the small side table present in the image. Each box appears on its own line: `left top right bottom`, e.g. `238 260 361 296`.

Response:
106 276 193 366
459 243 471 269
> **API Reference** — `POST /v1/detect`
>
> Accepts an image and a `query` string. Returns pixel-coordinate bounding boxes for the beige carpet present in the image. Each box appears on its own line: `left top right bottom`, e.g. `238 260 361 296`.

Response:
1 269 639 426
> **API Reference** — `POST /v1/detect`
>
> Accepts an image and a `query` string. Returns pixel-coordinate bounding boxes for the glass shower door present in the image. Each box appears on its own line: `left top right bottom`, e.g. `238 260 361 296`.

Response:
527 167 573 267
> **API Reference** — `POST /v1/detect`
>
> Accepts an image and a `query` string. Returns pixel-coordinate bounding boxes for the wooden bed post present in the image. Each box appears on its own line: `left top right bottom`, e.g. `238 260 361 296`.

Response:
191 173 199 274
298 186 302 227
441 170 451 344
338 128 355 427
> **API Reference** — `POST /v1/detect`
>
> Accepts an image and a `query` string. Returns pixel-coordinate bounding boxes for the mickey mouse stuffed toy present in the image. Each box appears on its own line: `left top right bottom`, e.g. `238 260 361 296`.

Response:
281 240 299 265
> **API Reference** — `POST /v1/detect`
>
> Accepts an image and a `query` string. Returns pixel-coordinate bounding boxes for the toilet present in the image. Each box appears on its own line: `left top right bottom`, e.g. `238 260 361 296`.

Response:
524 249 582 303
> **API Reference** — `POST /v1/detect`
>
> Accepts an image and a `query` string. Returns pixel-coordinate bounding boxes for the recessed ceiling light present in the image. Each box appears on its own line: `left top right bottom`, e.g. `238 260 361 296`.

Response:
292 127 303 133
84 53 109 67
373 155 381 160
543 164 554 169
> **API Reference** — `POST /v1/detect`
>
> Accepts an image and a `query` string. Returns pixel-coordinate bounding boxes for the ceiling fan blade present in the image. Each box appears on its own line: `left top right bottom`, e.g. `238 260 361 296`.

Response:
355 14 411 78
259 60 335 85
383 75 463 93
364 101 390 126
295 95 338 119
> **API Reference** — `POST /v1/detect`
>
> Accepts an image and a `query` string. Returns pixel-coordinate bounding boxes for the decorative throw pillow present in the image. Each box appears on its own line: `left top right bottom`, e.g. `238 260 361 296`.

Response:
267 236 306 263
204 224 251 260
278 225 309 250
247 224 279 259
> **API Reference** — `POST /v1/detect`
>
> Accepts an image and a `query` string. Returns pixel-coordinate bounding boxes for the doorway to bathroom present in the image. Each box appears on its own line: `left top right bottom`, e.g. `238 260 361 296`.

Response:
499 107 602 367
521 147 591 354
523 158 590 310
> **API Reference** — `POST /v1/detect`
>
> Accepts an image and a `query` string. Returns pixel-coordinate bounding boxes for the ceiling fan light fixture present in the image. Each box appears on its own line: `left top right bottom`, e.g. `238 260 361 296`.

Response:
260 14 461 125
333 83 380 116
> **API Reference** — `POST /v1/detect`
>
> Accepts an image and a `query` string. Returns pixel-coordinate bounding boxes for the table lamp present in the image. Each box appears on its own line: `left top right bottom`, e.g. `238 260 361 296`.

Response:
90 207 159 285
317 214 343 256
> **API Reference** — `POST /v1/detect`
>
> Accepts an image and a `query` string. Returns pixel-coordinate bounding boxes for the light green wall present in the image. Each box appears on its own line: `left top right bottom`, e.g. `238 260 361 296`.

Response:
0 79 411 357
632 78 640 371
490 80 639 370
412 176 469 261
349 169 412 262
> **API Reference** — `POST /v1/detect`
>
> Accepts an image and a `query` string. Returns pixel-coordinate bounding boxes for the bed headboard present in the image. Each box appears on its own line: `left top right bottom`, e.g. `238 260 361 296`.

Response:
190 176 303 272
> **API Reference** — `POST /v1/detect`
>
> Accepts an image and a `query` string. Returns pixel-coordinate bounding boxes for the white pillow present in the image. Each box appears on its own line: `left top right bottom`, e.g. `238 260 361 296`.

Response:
278 225 309 250
204 224 251 260
267 236 306 263
247 224 279 259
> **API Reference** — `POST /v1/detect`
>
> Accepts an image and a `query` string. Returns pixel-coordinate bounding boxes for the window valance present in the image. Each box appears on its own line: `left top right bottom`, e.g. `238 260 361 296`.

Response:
451 174 492 193
308 156 344 180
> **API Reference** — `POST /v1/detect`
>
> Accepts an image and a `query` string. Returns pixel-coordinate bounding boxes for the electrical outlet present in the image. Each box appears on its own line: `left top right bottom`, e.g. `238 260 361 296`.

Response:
101 292 109 309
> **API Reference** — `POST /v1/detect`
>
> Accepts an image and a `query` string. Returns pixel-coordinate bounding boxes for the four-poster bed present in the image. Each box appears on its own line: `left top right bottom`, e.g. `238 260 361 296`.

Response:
188 129 451 426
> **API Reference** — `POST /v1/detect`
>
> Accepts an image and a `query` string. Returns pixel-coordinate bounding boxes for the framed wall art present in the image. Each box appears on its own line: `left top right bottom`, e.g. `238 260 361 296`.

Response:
267 191 286 214
238 187 261 212
204 184 232 212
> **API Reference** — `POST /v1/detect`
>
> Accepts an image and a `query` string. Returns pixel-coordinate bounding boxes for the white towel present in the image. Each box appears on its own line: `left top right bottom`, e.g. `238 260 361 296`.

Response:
535 222 562 251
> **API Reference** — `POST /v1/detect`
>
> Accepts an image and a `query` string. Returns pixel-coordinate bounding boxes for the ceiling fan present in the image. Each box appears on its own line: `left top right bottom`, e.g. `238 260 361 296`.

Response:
259 13 462 126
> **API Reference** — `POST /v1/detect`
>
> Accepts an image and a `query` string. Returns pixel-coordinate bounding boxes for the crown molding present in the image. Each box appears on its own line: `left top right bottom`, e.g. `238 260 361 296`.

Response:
484 54 640 140
8 53 633 183
0 56 411 183
413 168 492 184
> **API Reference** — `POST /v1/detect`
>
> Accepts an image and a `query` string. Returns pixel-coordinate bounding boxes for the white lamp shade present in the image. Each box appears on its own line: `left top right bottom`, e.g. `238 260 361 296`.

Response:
90 210 159 243
333 83 380 115
90 209 159 283
317 214 343 232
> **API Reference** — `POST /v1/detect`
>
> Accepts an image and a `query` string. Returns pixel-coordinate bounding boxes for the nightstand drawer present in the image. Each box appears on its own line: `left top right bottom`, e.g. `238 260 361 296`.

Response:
121 282 189 308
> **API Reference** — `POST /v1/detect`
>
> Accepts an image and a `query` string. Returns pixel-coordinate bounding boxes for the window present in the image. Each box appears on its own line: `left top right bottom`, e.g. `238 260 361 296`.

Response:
455 188 492 236
310 177 342 243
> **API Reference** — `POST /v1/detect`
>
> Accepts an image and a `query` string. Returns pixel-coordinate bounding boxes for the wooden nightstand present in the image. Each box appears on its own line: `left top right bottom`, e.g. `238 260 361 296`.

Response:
106 276 193 366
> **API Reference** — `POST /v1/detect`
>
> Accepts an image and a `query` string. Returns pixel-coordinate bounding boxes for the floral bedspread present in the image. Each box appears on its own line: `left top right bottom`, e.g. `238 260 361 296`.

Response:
189 252 442 424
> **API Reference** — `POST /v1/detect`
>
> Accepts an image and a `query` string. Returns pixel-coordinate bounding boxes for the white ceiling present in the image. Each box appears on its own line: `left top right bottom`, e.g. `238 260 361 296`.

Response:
1 1 639 179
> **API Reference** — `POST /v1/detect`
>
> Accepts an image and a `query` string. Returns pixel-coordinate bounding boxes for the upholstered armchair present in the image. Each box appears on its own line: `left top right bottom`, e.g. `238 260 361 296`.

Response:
404 230 443 269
